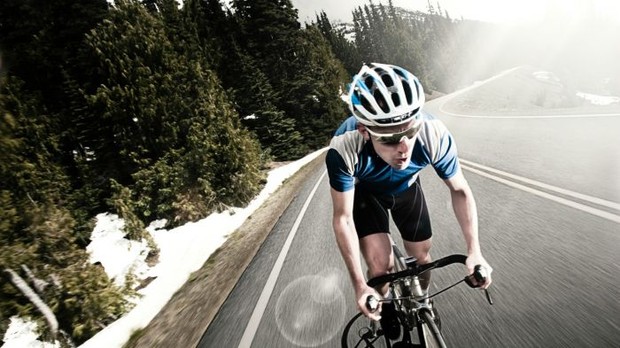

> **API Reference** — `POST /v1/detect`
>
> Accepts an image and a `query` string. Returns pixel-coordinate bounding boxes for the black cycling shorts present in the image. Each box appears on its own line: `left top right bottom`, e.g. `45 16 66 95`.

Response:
353 178 432 242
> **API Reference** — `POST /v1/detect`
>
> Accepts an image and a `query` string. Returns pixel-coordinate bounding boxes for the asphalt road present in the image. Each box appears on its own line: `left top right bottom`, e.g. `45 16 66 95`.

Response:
199 85 620 347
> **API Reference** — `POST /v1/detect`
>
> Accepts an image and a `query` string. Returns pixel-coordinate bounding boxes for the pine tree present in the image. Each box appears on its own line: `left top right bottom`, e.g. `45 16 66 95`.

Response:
0 76 129 345
0 0 111 243
0 0 109 108
279 25 349 150
181 0 230 67
232 0 349 156
352 7 373 63
223 43 303 160
182 0 303 160
232 0 301 90
315 11 362 76
349 1 433 89
81 0 265 226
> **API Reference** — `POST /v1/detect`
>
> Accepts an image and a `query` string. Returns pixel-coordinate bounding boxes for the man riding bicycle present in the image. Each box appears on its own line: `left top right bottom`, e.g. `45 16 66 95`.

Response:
326 63 493 336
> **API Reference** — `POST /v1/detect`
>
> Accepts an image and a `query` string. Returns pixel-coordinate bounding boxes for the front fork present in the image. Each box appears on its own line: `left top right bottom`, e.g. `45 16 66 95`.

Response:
391 275 430 330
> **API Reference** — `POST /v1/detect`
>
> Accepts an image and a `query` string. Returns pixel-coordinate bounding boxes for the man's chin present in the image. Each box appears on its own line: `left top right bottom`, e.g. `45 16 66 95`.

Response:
391 159 410 170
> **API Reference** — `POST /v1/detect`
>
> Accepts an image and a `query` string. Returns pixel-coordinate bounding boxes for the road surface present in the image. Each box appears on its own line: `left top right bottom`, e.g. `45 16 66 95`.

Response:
199 76 620 347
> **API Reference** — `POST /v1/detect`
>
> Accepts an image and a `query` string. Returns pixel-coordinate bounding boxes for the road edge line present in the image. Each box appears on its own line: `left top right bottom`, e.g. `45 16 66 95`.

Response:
238 170 328 348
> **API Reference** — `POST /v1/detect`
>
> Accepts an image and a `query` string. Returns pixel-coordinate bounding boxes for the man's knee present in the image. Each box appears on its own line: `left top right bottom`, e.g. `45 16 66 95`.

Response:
415 250 431 264
404 238 432 264
365 250 393 277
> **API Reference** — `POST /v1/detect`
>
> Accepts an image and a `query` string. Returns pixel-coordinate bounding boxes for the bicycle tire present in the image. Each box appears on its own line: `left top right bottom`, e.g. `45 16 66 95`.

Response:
341 312 392 348
418 310 447 348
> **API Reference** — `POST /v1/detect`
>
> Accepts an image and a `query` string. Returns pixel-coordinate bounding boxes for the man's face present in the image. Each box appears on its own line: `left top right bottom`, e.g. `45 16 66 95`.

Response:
359 120 421 170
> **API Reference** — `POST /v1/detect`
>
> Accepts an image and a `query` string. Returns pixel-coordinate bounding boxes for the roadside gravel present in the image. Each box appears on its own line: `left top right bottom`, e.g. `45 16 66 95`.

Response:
124 153 326 348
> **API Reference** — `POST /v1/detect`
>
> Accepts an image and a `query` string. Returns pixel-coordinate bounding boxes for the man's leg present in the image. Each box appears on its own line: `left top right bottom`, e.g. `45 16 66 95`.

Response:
360 232 402 340
392 179 433 292
403 238 432 292
359 232 393 296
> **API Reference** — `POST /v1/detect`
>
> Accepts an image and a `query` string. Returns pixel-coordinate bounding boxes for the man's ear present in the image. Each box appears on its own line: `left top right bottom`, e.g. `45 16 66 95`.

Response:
357 123 370 141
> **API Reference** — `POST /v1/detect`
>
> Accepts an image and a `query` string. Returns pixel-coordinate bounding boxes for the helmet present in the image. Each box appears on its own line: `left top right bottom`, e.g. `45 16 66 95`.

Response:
346 63 425 127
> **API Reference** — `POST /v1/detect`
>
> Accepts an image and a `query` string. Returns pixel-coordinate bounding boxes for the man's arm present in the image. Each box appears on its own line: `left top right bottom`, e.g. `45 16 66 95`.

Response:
330 188 381 319
443 169 493 288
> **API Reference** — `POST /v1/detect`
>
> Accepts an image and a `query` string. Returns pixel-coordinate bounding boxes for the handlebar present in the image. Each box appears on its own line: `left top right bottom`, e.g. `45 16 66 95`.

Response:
367 254 467 288
366 254 494 306
365 295 380 312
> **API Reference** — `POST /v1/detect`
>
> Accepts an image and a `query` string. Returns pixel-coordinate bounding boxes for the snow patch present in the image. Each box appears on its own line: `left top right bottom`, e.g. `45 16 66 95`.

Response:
86 214 152 287
2 148 326 348
1 317 59 348
533 71 563 87
576 92 620 106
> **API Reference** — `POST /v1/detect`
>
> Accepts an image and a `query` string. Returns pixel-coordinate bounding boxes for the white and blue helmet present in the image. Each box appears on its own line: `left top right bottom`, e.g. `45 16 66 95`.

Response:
346 63 425 127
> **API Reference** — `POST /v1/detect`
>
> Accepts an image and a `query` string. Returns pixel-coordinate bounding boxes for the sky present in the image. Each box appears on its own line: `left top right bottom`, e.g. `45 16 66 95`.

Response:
293 0 620 25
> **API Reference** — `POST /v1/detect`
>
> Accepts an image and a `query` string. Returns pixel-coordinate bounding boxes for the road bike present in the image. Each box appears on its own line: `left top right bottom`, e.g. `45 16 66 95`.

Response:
341 240 493 348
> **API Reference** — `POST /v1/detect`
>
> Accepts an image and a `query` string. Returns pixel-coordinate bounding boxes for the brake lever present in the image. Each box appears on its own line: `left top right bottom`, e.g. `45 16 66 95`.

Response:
465 265 494 305
484 288 494 305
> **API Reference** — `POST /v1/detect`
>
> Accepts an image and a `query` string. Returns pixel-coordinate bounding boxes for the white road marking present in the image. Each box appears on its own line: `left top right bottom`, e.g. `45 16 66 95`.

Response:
460 161 620 224
460 159 620 211
439 110 620 119
430 67 619 221
238 170 327 348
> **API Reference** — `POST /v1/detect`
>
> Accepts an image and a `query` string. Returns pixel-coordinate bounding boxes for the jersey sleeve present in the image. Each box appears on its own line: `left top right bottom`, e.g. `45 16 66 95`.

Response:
432 129 460 179
334 116 358 136
325 148 355 192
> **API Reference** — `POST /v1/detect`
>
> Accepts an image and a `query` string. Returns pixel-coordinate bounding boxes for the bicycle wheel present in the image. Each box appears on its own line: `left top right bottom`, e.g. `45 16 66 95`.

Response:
418 310 447 348
341 312 391 348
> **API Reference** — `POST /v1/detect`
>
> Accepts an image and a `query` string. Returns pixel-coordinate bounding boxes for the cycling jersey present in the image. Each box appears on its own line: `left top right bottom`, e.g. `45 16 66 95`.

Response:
326 111 460 195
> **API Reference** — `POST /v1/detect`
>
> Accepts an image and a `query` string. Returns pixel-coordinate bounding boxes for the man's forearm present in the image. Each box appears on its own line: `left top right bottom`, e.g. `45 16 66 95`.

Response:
333 217 367 290
450 187 481 255
445 173 492 285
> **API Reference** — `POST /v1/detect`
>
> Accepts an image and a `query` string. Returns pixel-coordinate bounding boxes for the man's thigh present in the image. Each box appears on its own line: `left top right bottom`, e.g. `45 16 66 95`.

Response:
359 233 393 277
391 179 433 242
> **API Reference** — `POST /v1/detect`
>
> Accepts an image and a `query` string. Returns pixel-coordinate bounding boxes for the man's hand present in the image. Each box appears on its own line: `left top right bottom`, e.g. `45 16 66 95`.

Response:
466 253 493 289
356 285 383 321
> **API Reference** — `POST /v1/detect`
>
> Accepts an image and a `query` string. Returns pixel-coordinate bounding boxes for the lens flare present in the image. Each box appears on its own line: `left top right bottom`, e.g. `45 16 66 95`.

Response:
275 269 347 347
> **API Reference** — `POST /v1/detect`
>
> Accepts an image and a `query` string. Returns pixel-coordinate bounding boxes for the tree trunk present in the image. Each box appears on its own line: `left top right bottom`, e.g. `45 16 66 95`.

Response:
4 268 59 338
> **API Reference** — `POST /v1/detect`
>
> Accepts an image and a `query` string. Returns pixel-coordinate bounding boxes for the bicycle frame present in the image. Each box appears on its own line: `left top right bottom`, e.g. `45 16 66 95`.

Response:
345 241 442 346
386 242 441 345
341 240 492 348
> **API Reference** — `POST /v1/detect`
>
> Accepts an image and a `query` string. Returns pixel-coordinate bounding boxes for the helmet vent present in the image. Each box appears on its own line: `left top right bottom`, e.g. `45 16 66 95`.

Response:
364 76 374 90
402 81 413 105
391 93 401 107
393 68 407 79
360 94 377 115
373 90 390 113
381 74 394 87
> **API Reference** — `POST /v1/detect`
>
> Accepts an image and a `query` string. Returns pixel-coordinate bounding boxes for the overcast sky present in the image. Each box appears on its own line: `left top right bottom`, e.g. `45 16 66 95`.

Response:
292 0 620 25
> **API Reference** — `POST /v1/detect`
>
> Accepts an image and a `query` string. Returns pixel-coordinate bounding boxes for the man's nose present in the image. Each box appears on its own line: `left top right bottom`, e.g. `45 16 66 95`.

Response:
396 136 410 152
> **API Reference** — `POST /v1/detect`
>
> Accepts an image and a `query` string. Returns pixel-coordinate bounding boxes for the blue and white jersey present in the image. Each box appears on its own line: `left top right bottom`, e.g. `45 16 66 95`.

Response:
326 111 460 194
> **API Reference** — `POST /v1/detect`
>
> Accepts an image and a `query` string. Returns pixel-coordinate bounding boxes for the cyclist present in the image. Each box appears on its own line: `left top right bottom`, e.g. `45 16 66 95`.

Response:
326 63 493 336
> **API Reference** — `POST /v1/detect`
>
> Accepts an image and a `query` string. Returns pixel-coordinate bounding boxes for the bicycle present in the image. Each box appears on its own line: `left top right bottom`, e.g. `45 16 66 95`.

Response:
341 240 493 348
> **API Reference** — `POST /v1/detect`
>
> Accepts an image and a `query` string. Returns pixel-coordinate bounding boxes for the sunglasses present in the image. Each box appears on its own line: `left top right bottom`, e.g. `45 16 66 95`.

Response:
366 122 422 145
